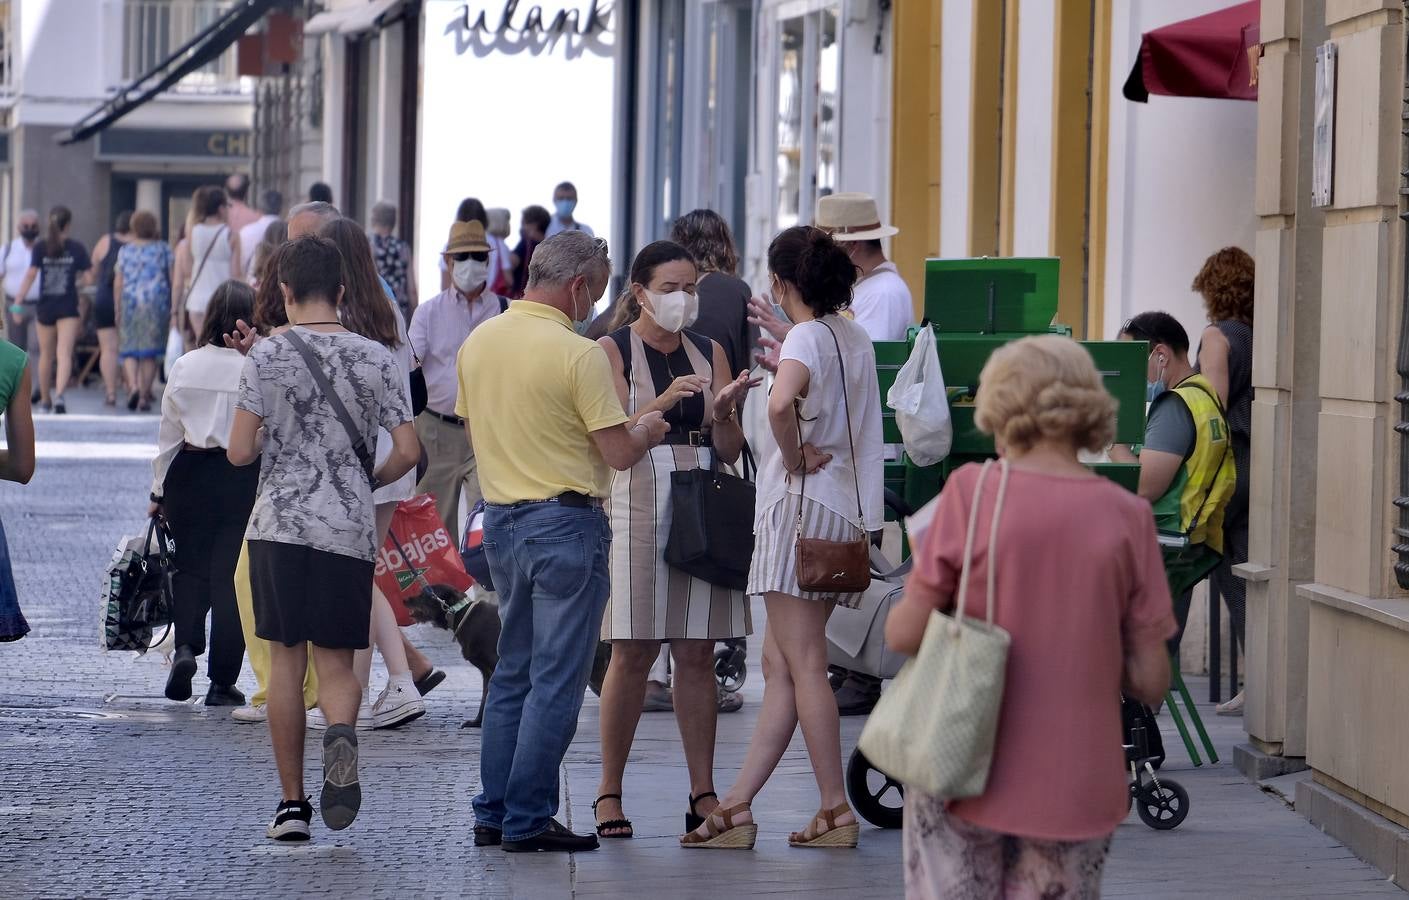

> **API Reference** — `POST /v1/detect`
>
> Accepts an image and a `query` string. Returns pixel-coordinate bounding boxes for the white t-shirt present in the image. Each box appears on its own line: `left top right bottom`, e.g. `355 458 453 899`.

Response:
850 261 914 342
2 238 38 301
238 214 278 276
755 314 885 531
187 222 233 315
546 217 595 238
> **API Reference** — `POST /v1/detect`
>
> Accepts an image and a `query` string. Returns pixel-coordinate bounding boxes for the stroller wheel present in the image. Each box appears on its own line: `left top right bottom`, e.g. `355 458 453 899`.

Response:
1135 779 1189 831
846 748 904 829
714 643 747 694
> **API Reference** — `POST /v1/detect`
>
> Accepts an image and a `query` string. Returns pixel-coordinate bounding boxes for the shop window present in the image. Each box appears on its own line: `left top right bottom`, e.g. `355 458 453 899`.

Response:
773 4 841 231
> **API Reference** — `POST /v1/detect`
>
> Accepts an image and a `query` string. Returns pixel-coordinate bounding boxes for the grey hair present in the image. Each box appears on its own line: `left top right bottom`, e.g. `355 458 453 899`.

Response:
288 200 341 224
527 231 610 289
370 201 397 229
17 208 37 222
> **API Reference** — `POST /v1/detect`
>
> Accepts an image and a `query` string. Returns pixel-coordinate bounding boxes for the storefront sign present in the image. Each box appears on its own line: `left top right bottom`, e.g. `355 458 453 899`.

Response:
1312 41 1336 209
445 1 614 57
97 128 254 162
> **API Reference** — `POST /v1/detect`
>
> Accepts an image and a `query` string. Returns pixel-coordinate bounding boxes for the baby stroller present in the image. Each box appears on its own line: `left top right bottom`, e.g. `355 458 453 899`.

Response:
1123 695 1189 829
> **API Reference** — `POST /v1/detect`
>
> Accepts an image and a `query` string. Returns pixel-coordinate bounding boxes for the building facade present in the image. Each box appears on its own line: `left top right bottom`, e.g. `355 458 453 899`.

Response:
3 0 254 245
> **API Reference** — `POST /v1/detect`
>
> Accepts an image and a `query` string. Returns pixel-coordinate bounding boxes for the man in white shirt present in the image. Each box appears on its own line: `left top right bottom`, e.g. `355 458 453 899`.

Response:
816 192 914 342
408 219 506 543
2 209 41 393
238 190 282 277
545 181 595 239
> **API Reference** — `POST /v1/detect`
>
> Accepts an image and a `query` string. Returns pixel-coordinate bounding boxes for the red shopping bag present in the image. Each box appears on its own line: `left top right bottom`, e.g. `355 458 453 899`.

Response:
374 494 473 626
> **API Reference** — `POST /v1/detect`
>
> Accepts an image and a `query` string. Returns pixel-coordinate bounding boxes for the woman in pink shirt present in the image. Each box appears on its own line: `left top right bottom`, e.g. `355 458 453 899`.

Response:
886 335 1175 899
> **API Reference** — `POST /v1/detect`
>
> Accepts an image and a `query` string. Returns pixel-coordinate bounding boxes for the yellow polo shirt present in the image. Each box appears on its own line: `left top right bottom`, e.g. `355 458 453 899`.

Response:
454 300 627 503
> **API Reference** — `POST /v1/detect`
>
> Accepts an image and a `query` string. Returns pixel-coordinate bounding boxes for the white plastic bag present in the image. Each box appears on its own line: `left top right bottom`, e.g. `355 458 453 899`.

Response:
163 327 184 381
886 326 952 466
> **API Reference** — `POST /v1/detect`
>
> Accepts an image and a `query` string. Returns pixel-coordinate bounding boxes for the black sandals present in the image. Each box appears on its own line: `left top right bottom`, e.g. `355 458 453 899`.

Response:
593 793 633 839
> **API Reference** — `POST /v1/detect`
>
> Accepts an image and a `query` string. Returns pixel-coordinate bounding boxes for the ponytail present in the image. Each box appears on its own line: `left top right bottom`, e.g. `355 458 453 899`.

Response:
45 205 71 258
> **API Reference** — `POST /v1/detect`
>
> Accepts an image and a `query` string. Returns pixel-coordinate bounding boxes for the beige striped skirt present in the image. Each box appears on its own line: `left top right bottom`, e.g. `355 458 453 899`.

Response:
747 492 867 610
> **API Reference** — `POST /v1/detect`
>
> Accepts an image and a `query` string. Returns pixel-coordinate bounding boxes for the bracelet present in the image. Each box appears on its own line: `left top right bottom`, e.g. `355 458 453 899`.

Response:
711 406 736 424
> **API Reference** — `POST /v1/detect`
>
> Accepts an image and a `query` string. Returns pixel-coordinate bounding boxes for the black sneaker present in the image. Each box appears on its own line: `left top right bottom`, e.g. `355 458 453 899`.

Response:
473 824 503 847
52 397 65 415
266 798 312 842
165 646 197 701
320 724 361 831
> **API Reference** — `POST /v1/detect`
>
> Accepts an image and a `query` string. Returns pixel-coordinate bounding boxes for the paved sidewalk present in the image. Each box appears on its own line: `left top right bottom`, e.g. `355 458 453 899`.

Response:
0 385 1401 897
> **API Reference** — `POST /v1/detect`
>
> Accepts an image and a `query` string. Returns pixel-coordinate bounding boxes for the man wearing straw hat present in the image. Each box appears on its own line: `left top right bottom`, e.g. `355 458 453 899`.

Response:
816 192 914 342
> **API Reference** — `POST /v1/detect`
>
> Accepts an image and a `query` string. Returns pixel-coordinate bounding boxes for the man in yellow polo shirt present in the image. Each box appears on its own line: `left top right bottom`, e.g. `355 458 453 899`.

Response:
456 230 668 854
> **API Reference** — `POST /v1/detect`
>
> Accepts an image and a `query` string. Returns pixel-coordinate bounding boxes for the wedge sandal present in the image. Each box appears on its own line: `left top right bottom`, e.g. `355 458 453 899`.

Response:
788 803 859 849
680 802 756 850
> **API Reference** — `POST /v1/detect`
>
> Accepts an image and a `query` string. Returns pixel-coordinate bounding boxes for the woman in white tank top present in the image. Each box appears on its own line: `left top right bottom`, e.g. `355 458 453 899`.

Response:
180 188 240 339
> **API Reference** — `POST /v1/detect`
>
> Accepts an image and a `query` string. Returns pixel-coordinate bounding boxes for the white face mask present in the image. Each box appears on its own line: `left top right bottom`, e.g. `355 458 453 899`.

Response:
452 258 488 293
643 289 698 333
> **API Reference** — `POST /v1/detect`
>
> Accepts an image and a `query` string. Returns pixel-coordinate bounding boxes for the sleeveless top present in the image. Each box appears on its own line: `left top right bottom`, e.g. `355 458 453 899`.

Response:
95 233 125 310
1199 319 1252 448
1150 373 1237 553
608 325 713 435
187 223 232 314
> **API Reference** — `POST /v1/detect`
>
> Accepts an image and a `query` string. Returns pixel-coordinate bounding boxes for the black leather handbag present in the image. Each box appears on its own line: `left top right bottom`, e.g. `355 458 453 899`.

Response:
664 446 756 590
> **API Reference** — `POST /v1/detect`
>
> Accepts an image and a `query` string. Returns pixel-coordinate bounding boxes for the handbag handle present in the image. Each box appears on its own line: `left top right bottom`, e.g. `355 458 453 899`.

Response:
795 319 866 536
952 458 1011 628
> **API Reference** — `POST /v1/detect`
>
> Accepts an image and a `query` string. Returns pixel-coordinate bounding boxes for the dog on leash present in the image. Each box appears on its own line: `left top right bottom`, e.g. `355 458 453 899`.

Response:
402 585 500 728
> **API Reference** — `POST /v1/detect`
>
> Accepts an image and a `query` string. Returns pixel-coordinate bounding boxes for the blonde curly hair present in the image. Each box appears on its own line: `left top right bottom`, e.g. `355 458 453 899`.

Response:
974 335 1117 454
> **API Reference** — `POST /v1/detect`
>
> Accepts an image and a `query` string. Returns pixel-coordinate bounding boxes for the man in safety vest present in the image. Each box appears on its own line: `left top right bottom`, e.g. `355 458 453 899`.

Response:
1111 311 1237 648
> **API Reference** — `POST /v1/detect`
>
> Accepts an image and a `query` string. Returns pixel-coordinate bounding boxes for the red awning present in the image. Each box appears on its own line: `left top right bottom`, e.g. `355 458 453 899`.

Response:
1123 1 1260 103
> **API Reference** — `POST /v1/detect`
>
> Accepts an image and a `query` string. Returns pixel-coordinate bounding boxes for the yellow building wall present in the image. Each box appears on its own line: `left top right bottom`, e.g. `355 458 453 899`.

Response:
889 0 940 318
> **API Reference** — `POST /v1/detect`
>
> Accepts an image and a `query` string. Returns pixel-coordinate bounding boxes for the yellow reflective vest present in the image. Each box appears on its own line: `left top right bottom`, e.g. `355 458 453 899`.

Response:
1150 374 1237 554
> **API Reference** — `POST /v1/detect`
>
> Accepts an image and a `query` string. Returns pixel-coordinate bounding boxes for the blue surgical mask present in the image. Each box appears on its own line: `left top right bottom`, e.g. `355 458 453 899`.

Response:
555 198 576 219
1146 380 1166 403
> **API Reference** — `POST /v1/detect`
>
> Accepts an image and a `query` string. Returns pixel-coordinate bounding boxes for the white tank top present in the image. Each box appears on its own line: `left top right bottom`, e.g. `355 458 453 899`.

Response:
186 222 232 315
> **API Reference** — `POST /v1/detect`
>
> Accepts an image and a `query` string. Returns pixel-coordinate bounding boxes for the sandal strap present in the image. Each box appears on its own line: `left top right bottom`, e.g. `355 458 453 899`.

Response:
593 793 623 810
689 791 718 814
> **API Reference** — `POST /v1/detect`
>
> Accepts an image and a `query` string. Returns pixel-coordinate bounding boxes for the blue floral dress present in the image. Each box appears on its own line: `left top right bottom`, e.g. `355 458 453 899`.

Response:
117 241 174 359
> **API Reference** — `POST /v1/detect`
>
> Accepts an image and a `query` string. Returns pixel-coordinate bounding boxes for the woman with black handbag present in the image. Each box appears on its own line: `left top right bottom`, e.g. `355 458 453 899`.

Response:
591 240 759 840
682 226 883 850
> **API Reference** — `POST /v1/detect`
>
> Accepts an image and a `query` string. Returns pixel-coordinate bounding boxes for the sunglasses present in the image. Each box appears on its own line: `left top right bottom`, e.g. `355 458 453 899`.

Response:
448 251 489 263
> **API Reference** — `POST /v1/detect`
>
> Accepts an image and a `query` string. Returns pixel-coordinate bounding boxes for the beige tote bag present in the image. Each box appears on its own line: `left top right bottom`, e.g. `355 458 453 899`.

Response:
857 458 1012 798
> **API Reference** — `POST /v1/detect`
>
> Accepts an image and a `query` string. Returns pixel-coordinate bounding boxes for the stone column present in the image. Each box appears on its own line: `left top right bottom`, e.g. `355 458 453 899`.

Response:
1236 0 1324 773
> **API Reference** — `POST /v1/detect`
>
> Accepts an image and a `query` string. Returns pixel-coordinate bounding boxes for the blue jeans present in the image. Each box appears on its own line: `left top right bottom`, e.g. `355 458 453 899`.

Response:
471 501 610 841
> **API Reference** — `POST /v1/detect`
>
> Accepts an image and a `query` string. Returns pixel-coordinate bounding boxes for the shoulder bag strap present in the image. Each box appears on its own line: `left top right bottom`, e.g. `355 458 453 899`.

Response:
284 329 377 485
951 459 1011 627
184 225 227 305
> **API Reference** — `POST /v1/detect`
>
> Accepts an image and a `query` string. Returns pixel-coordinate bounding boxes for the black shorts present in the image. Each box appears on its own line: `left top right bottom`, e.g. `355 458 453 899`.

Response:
36 296 78 326
248 540 374 649
94 297 115 329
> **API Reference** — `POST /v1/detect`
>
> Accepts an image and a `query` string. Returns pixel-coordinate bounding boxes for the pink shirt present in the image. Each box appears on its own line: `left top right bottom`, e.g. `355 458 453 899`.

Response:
903 463 1176 841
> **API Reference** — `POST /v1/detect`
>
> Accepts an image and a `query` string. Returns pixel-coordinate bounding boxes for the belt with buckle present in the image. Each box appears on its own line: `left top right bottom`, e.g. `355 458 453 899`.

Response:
424 408 465 427
501 491 603 510
659 428 711 447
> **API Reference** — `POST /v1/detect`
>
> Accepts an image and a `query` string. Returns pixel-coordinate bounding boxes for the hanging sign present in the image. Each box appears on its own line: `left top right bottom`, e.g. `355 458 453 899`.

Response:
445 1 614 57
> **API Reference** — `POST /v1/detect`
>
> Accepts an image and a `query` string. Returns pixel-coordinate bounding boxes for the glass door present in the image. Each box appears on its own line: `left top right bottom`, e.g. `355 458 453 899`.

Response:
772 3 841 231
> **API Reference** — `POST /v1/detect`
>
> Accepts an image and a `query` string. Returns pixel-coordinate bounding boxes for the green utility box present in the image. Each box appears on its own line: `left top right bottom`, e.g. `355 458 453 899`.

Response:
877 257 1145 521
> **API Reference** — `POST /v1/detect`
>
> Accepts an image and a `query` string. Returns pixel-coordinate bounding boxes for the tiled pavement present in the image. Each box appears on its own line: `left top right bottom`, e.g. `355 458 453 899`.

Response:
0 386 1401 898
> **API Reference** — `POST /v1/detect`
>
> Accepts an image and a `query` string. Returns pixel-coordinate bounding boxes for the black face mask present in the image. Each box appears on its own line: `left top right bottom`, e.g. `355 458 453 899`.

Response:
19 228 38 242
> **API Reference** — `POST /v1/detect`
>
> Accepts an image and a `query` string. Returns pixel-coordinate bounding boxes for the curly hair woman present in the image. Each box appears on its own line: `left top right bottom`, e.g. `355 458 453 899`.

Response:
885 335 1174 899
1191 245 1253 715
682 226 883 850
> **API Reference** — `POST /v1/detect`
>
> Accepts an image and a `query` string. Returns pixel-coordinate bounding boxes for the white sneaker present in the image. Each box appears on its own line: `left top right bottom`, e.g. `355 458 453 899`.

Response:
371 678 426 729
307 702 375 730
231 704 267 724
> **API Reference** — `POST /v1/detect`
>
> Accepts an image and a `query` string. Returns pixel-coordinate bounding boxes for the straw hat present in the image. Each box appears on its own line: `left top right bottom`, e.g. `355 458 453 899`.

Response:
816 192 899 242
444 220 490 255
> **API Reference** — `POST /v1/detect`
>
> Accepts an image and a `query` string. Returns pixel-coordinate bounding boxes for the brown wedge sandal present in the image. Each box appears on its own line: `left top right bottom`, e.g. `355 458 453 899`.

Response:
788 803 860 849
679 802 757 850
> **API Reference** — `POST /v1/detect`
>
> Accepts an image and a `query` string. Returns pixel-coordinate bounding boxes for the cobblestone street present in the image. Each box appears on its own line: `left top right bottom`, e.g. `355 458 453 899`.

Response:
0 388 1401 898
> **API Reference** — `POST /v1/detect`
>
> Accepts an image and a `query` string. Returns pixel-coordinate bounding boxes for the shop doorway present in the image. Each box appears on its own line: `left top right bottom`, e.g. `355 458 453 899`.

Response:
773 2 839 231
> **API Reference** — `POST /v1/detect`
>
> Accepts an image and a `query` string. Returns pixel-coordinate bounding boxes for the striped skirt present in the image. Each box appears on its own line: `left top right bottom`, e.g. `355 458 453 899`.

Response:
747 492 867 610
602 444 752 641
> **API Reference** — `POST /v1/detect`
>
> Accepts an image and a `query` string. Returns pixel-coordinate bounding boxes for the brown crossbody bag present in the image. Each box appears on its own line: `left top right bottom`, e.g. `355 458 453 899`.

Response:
794 320 871 594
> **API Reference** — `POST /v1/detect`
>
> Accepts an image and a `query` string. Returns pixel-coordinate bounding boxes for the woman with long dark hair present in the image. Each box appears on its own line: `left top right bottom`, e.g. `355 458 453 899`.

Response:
151 280 259 704
317 218 427 730
14 206 92 414
682 226 882 850
91 210 133 406
593 240 758 839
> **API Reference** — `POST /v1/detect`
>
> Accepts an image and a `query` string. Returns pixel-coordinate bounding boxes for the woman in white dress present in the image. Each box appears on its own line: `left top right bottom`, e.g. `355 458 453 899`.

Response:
179 187 240 340
592 240 760 839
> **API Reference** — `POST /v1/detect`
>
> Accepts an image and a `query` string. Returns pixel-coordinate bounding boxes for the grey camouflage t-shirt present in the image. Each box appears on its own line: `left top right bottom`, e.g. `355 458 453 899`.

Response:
237 327 411 561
